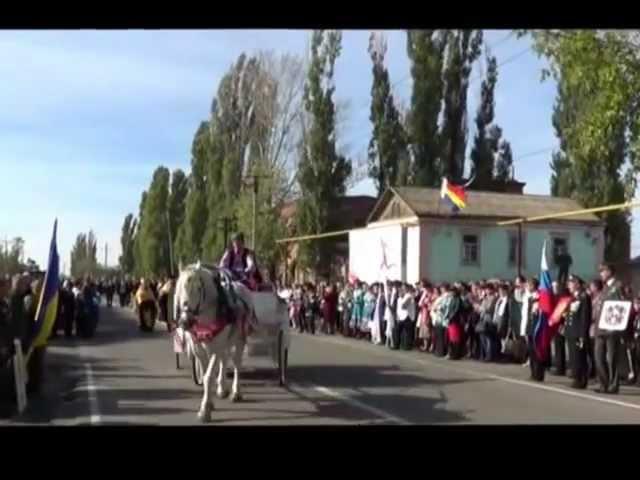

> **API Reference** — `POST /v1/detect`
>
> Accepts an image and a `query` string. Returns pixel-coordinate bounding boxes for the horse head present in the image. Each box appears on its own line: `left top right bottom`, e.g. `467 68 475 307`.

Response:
176 265 218 328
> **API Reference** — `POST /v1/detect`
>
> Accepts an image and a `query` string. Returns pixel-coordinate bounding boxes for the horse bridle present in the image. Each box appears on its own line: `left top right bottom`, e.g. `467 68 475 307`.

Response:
180 274 206 327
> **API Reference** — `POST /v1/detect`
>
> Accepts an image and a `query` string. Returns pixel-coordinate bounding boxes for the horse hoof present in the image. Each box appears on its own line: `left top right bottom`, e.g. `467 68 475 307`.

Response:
197 406 213 423
231 392 243 403
217 389 229 399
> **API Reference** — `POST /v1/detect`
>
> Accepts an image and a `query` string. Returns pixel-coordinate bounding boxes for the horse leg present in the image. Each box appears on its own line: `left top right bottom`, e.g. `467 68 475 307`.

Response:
216 354 230 399
230 331 245 402
197 350 218 423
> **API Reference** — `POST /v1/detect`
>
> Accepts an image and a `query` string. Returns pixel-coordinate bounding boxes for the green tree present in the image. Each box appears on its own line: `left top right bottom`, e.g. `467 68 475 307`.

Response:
526 30 640 172
118 213 137 275
138 166 171 277
0 237 26 276
176 123 210 265
547 72 630 263
133 190 147 276
168 168 188 261
469 53 498 189
494 139 513 182
367 32 410 196
202 112 226 261
70 231 97 279
406 30 449 187
295 30 352 275
440 30 482 180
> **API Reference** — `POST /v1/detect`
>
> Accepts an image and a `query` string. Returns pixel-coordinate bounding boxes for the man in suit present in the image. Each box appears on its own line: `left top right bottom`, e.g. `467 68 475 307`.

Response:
594 263 625 394
565 275 592 389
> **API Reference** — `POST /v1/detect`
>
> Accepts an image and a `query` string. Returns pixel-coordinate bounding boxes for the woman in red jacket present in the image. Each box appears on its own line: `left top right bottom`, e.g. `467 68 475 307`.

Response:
321 284 338 335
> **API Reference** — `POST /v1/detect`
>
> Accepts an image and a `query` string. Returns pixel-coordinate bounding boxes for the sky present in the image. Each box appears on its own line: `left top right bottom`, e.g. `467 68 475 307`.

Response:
1 30 636 273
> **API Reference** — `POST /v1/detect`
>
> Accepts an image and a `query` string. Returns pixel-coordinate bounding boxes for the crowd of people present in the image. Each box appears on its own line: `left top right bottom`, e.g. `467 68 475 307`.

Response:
281 262 640 393
0 271 51 405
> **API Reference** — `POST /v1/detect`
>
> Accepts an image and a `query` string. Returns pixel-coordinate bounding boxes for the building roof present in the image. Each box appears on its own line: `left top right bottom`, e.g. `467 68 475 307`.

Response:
281 195 377 231
368 186 602 225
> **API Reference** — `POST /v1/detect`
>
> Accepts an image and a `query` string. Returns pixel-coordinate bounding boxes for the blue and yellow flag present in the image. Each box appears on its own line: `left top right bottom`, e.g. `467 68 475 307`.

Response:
26 219 60 360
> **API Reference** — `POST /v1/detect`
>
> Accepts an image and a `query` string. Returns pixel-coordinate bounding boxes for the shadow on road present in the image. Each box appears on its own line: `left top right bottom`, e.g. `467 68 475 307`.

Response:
286 364 488 389
282 364 476 424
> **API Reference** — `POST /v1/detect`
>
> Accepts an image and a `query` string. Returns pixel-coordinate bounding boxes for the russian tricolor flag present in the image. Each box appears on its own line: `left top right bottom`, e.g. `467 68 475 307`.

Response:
532 240 559 361
440 178 467 212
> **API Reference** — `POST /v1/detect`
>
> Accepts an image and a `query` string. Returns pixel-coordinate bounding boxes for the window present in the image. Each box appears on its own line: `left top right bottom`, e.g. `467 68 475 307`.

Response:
552 236 569 265
462 234 480 265
508 234 518 265
508 232 526 266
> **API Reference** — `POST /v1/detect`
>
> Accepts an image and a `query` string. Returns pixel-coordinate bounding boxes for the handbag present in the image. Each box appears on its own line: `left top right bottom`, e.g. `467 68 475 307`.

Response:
503 334 515 357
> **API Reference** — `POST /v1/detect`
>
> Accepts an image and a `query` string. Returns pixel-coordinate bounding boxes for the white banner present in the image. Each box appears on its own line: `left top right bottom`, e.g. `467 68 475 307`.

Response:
598 300 632 332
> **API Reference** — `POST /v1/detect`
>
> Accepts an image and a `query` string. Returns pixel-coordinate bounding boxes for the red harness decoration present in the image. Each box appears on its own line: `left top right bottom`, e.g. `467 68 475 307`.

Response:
189 313 252 343
191 318 229 342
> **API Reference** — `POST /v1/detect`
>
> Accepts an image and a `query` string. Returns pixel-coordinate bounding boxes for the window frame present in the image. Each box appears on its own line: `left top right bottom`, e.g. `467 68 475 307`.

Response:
507 230 526 267
461 232 481 267
550 232 570 267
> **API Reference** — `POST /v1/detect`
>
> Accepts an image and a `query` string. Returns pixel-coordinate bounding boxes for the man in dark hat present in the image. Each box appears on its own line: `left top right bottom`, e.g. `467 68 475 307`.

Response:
594 263 625 394
566 275 592 389
219 232 262 289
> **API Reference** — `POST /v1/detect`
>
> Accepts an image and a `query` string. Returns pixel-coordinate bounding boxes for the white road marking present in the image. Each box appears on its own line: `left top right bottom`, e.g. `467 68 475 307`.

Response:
117 400 145 407
84 363 101 425
287 381 409 425
297 333 640 413
312 384 410 425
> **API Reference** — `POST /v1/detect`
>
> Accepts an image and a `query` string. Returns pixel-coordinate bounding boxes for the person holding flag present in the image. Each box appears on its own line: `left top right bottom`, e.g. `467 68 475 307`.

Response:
528 240 564 382
22 220 60 395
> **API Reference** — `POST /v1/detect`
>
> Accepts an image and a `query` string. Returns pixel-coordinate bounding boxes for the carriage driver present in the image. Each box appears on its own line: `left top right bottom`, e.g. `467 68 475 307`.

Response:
219 232 262 290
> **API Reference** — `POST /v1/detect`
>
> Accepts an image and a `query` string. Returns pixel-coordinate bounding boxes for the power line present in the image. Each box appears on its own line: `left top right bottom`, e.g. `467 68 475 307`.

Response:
516 146 555 160
468 46 532 85
390 31 518 92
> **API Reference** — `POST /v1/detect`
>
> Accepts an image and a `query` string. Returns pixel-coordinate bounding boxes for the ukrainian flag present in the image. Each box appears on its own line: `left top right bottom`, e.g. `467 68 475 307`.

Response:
440 178 467 212
26 219 60 361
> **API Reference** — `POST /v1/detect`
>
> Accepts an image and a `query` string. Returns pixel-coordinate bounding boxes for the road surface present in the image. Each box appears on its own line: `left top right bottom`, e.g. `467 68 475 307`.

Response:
3 304 640 425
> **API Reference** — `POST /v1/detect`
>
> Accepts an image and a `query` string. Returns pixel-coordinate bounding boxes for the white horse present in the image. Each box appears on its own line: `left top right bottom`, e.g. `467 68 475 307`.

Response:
174 263 254 423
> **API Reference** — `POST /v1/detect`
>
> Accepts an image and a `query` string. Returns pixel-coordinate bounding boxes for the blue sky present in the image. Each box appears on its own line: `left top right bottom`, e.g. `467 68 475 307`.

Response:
0 30 634 272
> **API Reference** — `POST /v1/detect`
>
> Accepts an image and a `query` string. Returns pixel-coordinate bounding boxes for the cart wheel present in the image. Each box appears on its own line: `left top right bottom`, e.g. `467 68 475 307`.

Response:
176 353 181 370
192 356 203 386
278 331 288 387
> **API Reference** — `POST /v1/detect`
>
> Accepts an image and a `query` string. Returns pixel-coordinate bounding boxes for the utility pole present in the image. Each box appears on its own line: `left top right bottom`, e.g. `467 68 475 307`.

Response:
218 215 238 254
246 173 269 251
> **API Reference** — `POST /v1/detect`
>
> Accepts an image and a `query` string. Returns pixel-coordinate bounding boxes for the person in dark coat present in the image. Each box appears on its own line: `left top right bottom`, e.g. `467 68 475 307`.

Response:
321 284 338 335
587 279 603 379
59 280 76 337
105 280 115 307
594 263 625 394
565 275 592 389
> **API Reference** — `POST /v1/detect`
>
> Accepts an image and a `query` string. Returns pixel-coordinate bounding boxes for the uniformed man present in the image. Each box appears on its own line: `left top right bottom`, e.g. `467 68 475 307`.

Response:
565 275 592 389
594 263 625 394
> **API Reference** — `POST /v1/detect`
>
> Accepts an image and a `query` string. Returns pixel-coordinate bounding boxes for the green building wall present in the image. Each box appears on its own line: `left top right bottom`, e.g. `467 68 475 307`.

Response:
425 221 603 283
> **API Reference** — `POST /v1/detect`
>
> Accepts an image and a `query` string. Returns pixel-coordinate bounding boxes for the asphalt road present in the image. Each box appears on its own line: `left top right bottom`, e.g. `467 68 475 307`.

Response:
4 304 640 425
